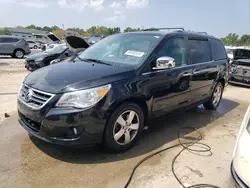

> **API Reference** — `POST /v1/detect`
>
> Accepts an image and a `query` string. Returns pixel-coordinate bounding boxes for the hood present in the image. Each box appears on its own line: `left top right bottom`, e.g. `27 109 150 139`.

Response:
233 49 250 60
64 30 90 53
26 51 56 60
23 61 134 94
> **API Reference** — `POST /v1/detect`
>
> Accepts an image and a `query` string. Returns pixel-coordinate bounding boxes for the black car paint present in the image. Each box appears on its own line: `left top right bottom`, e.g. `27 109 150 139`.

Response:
25 48 71 70
18 32 228 146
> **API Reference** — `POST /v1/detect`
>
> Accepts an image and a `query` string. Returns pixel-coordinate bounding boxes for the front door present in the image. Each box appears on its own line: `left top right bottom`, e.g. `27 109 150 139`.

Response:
144 37 194 116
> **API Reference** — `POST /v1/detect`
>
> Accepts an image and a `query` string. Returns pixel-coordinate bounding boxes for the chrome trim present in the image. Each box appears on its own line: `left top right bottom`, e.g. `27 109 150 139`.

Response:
141 60 215 76
18 84 55 110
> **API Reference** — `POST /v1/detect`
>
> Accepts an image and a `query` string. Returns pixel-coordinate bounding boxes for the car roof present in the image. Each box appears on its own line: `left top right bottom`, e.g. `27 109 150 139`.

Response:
0 35 24 39
121 31 218 40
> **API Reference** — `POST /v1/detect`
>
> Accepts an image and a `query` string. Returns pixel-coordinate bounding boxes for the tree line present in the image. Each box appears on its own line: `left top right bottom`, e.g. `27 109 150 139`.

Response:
0 25 250 46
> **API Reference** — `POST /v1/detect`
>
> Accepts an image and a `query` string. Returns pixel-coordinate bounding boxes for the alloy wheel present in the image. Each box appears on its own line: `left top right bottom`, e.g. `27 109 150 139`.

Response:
113 110 139 145
212 85 222 106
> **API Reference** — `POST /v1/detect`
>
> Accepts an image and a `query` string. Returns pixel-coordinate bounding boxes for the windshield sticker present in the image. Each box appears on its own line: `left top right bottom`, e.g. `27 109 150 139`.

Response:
125 50 145 57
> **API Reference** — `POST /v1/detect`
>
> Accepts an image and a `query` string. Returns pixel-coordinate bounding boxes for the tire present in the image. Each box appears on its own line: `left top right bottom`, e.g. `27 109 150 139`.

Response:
34 45 37 49
104 103 144 152
13 49 24 59
203 82 224 110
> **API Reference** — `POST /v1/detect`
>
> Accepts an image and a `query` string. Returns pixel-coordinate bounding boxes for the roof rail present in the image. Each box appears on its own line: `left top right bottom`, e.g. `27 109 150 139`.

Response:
198 32 208 35
142 27 185 32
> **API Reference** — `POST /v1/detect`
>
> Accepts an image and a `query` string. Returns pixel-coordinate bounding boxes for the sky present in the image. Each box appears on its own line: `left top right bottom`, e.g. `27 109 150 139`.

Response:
0 0 249 37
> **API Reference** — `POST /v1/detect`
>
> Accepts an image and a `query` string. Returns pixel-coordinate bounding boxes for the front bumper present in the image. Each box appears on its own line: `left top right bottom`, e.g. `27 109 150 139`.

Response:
18 99 106 146
231 161 249 188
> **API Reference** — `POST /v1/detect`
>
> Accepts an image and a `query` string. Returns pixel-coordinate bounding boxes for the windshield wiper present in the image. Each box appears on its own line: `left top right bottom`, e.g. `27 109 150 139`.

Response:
81 58 111 66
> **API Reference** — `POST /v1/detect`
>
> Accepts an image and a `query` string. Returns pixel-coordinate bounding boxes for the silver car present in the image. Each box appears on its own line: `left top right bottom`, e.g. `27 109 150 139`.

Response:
0 36 31 58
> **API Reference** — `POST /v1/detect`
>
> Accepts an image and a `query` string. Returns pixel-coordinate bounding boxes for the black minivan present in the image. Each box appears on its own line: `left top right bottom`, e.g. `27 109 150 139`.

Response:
18 30 228 152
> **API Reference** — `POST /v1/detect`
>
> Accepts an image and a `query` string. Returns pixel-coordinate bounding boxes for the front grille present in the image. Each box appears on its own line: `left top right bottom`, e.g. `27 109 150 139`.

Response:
19 84 55 110
19 112 41 132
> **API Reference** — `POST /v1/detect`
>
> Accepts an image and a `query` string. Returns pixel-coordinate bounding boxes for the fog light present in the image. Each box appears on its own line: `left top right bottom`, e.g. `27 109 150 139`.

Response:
72 127 78 135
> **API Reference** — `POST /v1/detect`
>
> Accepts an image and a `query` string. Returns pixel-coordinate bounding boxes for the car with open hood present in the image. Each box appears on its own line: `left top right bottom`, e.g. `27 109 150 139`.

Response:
17 29 228 152
25 31 90 71
229 48 250 87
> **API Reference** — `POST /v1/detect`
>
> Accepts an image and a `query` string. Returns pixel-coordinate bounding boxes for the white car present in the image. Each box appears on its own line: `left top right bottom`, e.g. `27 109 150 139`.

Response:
232 105 250 187
27 41 40 49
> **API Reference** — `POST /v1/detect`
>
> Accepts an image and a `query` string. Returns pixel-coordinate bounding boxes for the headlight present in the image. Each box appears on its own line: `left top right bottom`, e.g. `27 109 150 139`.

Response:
56 84 111 109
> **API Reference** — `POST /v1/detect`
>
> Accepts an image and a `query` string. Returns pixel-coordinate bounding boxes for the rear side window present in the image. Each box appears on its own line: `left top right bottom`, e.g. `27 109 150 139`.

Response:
2 38 19 43
210 39 227 60
188 39 211 64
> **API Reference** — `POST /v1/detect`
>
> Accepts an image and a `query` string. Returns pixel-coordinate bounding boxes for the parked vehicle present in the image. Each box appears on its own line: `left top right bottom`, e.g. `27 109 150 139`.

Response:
225 46 234 60
231 105 250 187
25 44 71 71
18 29 228 152
27 41 40 49
0 36 31 58
87 34 106 45
229 48 250 87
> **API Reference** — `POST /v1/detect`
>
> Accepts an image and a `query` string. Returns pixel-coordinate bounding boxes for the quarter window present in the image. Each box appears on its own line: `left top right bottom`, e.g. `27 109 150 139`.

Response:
156 38 187 67
188 39 211 64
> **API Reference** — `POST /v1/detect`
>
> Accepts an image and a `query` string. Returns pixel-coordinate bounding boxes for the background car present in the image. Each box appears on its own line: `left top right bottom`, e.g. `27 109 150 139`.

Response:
232 105 250 187
25 44 71 71
229 48 250 86
87 34 106 45
27 41 40 49
0 35 31 58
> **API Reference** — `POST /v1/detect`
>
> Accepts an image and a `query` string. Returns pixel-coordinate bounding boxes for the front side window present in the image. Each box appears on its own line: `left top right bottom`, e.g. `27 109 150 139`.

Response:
79 34 163 68
188 39 211 64
156 37 188 67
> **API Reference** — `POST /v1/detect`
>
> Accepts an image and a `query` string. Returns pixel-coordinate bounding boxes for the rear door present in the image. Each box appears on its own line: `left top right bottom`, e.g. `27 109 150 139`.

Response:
188 38 217 102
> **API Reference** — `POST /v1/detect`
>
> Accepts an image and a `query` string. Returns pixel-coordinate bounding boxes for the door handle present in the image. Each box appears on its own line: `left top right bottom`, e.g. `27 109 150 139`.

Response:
193 70 203 74
183 73 192 76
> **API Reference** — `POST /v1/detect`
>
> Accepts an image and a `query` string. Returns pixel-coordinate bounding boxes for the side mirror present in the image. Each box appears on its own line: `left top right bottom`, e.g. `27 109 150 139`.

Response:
153 56 175 70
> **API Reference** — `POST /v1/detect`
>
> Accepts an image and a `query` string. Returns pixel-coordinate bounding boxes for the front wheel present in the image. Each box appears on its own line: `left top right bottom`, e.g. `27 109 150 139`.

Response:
33 45 37 49
104 103 144 152
204 82 223 110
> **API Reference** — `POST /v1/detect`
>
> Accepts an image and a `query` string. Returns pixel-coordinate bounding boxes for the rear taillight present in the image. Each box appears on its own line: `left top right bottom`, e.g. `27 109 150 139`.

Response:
24 42 29 46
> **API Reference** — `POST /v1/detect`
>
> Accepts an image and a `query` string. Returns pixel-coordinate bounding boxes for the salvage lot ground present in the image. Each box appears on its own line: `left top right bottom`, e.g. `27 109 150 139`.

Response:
0 56 246 188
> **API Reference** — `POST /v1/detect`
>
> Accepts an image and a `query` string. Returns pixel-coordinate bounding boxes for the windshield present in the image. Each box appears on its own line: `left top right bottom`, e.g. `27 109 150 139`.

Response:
79 33 163 68
234 49 250 60
45 45 67 54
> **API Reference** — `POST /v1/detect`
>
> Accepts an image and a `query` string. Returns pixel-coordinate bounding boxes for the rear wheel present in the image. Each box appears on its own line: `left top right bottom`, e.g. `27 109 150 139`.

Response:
204 82 223 110
33 45 37 49
13 49 24 59
104 103 144 152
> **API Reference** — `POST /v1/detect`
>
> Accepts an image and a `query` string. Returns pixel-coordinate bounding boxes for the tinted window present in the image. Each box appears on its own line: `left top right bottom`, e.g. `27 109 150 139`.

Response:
188 39 211 64
210 39 227 60
27 41 35 43
0 37 3 43
156 38 187 67
2 38 19 43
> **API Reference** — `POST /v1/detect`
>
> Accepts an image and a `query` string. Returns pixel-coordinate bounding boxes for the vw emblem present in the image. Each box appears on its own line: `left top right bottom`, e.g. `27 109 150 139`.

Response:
24 89 33 102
